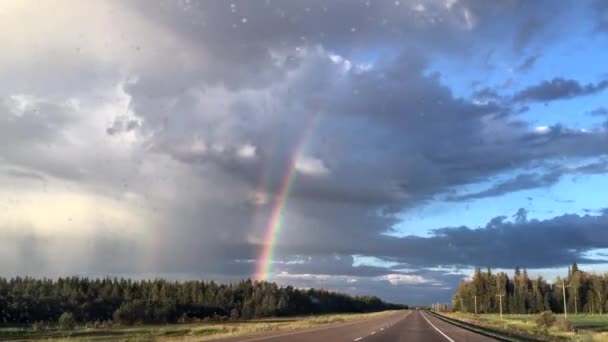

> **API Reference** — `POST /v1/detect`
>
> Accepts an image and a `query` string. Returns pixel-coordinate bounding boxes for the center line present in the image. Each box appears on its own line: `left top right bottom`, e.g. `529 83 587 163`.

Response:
353 338 363 341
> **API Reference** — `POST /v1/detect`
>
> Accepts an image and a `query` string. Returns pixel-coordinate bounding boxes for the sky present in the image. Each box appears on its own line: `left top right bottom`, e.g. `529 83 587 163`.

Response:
1 0 608 305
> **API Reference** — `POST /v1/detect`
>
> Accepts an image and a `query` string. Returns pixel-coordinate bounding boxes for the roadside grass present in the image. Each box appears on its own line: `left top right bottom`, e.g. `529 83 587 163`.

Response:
0 310 400 342
443 312 608 341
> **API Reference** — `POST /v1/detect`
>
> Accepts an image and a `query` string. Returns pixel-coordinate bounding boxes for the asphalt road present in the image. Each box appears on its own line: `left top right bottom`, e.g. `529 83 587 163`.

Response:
222 310 497 342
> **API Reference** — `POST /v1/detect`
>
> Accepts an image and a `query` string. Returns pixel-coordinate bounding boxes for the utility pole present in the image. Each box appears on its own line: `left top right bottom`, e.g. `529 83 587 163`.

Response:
474 295 478 315
460 297 464 312
563 280 568 318
496 294 504 321
597 290 603 315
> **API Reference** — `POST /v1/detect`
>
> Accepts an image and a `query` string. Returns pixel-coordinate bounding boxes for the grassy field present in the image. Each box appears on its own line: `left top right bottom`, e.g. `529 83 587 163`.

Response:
0 310 399 342
444 312 608 341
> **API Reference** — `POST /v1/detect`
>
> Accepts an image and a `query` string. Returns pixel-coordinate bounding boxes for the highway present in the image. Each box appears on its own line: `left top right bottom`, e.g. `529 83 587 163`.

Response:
221 310 497 342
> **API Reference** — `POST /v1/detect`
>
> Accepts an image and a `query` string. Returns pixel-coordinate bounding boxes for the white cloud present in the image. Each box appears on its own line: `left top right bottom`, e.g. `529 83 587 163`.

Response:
295 156 329 176
413 3 426 12
380 274 432 285
237 143 257 159
534 126 551 134
328 53 352 72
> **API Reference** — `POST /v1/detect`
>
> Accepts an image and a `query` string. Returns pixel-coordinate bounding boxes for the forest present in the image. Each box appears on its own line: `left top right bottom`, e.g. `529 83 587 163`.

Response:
0 277 405 325
452 262 608 314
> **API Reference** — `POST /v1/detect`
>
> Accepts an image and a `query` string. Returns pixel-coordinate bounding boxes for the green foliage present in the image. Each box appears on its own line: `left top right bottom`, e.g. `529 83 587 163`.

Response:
534 311 556 330
452 262 608 315
58 312 76 330
113 300 145 325
31 321 47 331
0 277 406 325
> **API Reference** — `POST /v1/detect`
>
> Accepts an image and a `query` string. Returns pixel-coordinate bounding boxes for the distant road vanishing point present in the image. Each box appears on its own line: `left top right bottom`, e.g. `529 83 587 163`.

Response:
215 310 497 342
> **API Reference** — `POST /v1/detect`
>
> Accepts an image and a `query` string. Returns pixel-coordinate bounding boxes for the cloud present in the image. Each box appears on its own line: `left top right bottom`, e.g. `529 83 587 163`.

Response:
295 156 330 176
2 167 45 181
514 78 608 102
106 116 141 136
1 0 608 305
587 107 608 116
593 0 608 32
381 274 432 285
513 18 544 53
446 171 561 201
514 54 541 73
446 159 608 201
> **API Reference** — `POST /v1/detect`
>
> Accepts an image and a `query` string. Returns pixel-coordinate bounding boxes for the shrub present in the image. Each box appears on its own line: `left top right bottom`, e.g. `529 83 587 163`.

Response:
31 321 47 331
554 317 574 332
58 312 76 330
535 311 556 330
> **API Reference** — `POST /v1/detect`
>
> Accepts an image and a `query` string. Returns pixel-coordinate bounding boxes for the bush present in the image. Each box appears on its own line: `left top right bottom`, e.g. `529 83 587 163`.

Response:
554 317 574 332
58 312 76 330
535 311 556 330
31 321 47 331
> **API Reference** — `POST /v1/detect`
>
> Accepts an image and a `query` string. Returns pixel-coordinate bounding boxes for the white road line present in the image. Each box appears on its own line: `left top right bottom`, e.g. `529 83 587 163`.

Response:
353 338 363 341
380 327 385 331
370 331 377 335
421 312 455 342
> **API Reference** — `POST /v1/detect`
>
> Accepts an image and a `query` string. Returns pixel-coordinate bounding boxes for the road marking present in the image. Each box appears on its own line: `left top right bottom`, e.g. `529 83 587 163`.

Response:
421 312 455 342
353 338 363 341
380 327 384 331
370 331 377 335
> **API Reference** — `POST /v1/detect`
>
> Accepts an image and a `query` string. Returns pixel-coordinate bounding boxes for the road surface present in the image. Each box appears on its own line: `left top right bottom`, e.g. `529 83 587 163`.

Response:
220 310 497 342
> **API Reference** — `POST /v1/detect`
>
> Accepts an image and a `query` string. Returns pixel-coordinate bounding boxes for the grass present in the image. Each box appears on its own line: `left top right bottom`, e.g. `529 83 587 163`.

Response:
442 312 608 341
0 310 399 342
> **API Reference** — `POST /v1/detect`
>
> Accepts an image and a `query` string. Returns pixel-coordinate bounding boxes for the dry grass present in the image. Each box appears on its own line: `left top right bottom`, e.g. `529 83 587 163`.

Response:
0 311 400 342
443 312 608 342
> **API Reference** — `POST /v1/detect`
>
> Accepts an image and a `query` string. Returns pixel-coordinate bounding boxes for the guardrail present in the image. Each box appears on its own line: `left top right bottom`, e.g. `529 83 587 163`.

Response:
425 311 562 342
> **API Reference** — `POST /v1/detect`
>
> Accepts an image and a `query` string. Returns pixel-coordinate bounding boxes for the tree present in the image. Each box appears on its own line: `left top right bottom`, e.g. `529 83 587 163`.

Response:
58 312 76 330
0 276 404 325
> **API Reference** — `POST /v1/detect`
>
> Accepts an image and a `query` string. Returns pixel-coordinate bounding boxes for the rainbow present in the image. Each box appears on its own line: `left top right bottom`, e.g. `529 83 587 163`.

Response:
255 112 321 280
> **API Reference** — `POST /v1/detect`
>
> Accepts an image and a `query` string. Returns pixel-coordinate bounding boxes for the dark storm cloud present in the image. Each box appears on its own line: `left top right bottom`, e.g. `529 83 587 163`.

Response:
446 171 561 201
412 212 608 268
446 160 608 201
273 210 608 270
571 160 608 174
106 116 141 136
514 78 608 102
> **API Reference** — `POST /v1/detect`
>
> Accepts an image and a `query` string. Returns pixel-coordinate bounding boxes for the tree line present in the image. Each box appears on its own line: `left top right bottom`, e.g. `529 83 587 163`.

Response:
452 262 608 315
0 277 405 325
